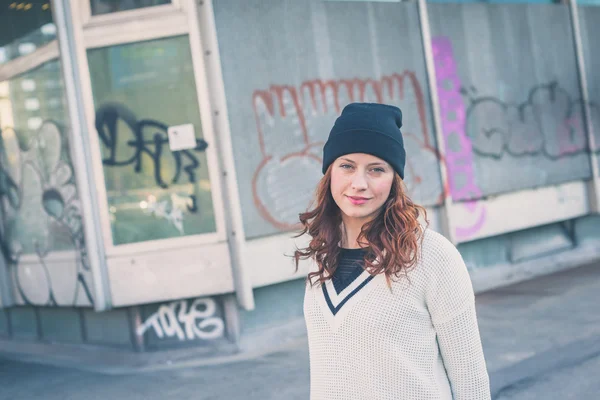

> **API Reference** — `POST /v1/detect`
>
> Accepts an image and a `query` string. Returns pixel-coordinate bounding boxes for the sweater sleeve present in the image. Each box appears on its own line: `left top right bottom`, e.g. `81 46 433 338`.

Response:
424 233 491 400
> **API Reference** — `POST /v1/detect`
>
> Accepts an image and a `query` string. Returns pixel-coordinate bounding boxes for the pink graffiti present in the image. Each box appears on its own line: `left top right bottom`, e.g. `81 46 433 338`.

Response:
432 37 487 240
559 116 585 157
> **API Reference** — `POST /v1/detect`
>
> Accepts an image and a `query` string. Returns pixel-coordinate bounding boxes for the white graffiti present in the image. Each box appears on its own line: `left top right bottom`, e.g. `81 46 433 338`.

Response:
144 193 185 234
136 297 225 341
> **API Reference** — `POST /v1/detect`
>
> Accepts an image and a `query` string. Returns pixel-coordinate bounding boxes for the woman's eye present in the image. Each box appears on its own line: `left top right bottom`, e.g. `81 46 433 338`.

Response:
371 168 385 173
340 164 353 169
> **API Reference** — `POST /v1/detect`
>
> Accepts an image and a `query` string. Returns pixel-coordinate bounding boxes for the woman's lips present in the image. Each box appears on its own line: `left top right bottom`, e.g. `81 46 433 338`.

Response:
347 196 369 205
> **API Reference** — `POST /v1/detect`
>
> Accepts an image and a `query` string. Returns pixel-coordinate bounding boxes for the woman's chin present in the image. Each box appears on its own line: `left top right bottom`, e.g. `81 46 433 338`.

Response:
341 208 375 220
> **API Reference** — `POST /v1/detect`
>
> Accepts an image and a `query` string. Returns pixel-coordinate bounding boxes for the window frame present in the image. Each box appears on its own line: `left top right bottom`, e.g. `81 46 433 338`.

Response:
80 0 183 27
68 0 229 257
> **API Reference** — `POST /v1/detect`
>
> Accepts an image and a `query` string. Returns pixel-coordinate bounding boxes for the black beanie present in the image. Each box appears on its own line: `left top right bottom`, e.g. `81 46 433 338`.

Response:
322 103 406 179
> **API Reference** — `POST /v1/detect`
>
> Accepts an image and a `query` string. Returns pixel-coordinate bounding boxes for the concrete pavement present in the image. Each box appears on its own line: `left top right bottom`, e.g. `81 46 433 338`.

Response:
1 261 599 399
475 260 600 397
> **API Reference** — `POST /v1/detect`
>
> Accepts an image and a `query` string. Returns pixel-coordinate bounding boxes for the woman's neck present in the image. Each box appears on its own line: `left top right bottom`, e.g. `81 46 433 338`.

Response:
340 218 368 249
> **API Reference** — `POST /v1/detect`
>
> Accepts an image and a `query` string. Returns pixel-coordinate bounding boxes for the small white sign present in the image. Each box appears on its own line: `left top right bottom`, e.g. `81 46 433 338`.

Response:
168 124 197 151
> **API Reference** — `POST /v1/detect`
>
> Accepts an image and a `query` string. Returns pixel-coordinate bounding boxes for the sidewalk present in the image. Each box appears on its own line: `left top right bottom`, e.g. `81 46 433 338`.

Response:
1 261 599 399
476 261 600 397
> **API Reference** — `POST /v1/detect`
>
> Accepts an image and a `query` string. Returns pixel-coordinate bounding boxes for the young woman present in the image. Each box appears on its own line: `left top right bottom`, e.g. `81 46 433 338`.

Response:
295 103 491 400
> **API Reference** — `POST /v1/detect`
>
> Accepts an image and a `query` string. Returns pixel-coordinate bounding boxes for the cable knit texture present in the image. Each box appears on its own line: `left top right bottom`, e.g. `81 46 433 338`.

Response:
304 229 491 400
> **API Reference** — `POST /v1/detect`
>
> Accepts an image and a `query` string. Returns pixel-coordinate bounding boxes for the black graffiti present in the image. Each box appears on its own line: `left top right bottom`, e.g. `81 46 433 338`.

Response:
461 82 599 161
187 194 198 213
95 103 209 191
0 133 24 265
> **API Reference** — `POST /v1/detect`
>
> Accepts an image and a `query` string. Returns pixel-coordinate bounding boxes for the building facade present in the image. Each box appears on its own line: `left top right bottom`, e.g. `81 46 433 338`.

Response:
0 0 599 354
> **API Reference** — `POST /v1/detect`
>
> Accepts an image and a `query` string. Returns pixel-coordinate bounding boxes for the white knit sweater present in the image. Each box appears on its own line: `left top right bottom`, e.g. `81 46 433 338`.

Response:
304 229 491 400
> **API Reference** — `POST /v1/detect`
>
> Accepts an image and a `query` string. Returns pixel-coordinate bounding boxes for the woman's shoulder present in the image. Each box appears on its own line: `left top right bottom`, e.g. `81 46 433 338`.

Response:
420 228 457 256
388 229 465 294
417 228 467 275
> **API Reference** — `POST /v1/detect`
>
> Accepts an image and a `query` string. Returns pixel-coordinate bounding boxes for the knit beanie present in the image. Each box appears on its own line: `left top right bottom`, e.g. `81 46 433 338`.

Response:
322 103 406 179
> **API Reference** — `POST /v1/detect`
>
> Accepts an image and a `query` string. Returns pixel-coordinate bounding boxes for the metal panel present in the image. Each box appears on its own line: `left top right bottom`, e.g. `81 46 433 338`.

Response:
213 0 441 239
0 309 9 336
107 241 233 307
450 180 589 242
38 307 84 344
0 247 12 308
82 307 132 346
509 223 574 263
575 214 600 245
9 306 38 339
568 0 600 213
239 279 304 335
457 234 510 272
428 3 591 199
578 5 600 187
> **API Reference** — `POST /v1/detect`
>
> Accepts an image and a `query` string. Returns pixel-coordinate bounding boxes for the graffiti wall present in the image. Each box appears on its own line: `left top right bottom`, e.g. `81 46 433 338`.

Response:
579 6 600 171
214 0 441 239
215 0 598 242
429 3 593 200
0 61 94 307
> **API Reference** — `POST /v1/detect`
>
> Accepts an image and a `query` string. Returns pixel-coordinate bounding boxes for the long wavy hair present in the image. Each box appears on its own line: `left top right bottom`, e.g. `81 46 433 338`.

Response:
294 166 427 287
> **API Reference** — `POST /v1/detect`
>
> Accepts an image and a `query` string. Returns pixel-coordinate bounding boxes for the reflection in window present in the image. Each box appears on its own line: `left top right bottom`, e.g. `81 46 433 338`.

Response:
87 36 217 245
0 1 55 65
90 0 171 15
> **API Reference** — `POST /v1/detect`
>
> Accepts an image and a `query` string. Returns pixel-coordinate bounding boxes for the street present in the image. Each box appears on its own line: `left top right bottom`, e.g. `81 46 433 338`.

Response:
1 262 599 400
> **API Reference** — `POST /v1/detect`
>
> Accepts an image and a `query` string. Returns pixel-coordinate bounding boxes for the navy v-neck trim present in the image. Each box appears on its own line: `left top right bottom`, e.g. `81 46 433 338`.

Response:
332 266 364 294
322 274 375 315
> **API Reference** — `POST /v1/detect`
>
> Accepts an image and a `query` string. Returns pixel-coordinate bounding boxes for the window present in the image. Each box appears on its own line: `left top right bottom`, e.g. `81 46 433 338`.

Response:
87 36 217 245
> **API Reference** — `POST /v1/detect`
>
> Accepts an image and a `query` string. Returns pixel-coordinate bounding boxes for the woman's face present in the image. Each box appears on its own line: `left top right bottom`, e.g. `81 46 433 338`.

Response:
330 153 395 225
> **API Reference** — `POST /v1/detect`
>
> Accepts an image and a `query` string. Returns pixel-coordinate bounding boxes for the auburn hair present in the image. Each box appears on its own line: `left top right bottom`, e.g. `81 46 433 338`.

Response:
294 166 427 286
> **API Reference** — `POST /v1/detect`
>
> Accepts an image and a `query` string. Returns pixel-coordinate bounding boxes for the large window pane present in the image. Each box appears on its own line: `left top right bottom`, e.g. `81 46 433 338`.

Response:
90 0 171 15
87 36 216 245
0 1 56 65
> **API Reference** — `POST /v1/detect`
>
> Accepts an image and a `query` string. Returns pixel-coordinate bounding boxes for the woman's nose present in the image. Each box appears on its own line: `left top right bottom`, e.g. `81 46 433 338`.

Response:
351 172 368 190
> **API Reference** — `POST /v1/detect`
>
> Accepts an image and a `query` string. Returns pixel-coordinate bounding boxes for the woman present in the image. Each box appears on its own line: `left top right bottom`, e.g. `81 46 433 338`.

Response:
295 103 491 400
